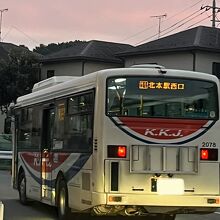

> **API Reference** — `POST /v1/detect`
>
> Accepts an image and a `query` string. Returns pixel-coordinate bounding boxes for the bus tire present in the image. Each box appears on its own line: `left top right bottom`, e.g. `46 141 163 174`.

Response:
57 180 70 220
18 172 29 205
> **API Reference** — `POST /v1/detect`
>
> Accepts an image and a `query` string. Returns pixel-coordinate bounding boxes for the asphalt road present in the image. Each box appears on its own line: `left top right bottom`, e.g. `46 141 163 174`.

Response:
0 170 57 220
0 170 220 220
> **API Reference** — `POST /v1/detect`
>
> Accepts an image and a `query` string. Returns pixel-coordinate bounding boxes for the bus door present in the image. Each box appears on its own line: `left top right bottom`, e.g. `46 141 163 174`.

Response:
41 106 55 201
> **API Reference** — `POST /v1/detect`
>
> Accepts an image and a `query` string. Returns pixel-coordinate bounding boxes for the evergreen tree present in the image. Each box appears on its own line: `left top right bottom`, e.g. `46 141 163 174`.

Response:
0 49 40 113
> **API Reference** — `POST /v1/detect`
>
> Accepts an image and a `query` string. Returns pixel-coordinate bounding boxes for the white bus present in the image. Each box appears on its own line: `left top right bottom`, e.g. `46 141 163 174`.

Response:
12 65 220 220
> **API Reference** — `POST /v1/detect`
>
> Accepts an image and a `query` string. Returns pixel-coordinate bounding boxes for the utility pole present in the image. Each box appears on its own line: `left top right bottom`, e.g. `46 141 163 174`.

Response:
212 0 216 27
201 0 220 27
151 14 167 38
0 8 8 42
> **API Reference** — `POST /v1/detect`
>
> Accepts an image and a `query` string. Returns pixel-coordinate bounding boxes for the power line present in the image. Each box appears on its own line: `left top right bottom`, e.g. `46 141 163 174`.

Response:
4 25 60 53
186 14 212 29
159 11 210 38
162 0 205 24
122 0 206 42
3 25 40 47
121 24 155 42
135 8 204 45
2 26 12 41
159 10 208 38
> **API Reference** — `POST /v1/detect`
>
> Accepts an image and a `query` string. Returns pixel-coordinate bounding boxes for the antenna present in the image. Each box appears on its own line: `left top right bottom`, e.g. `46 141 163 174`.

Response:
151 14 167 38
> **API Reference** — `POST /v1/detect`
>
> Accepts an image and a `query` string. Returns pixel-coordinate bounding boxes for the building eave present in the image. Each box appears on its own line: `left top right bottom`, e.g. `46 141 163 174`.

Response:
41 55 124 65
117 46 220 58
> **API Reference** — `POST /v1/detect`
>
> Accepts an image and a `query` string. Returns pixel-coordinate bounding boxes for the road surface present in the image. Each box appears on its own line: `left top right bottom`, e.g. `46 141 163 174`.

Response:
0 170 219 220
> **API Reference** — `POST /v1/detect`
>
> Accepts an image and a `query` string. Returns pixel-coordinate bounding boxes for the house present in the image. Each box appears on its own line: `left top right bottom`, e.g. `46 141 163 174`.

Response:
40 40 133 80
118 26 220 77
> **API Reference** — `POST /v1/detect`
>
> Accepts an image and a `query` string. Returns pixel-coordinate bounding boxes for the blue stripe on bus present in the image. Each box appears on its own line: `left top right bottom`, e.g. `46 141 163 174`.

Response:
20 153 91 188
64 154 91 182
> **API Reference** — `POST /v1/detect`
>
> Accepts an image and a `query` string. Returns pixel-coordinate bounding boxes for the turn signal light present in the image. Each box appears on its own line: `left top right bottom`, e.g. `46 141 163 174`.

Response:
207 198 220 204
109 196 122 202
108 145 127 158
200 148 218 161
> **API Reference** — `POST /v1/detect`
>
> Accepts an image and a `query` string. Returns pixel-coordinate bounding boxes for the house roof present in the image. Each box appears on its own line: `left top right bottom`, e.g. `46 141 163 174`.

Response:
118 26 220 57
41 40 134 64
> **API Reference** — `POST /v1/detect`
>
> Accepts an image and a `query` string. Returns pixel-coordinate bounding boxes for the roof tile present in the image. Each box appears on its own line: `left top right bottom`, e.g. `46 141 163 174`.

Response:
42 40 133 63
118 26 220 56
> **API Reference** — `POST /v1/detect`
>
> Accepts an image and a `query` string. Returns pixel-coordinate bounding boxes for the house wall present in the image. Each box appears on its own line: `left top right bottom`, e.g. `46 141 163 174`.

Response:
41 60 123 80
124 52 194 71
124 51 220 75
41 61 83 79
83 62 122 75
195 51 220 74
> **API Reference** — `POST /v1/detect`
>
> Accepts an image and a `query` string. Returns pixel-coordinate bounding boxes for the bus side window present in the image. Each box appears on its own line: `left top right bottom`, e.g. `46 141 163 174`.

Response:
16 107 41 151
53 100 65 150
17 108 32 150
31 106 41 149
64 92 94 153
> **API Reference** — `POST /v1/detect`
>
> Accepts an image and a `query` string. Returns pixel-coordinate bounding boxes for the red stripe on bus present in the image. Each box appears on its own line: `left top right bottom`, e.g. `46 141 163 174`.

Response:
118 117 208 140
21 152 70 172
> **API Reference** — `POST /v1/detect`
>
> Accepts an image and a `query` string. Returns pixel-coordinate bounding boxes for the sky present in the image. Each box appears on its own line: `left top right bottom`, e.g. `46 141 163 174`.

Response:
0 0 217 50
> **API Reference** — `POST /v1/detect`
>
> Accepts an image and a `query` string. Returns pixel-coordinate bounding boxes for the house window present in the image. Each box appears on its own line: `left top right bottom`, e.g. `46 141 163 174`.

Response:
47 70 55 78
212 62 220 79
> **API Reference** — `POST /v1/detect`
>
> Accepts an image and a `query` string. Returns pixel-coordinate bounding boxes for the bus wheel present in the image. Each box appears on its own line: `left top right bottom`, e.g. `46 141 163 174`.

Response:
18 172 29 205
57 180 70 220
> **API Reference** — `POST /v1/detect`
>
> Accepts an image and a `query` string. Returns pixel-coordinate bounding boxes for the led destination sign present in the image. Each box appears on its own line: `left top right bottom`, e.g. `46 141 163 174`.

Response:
139 81 185 90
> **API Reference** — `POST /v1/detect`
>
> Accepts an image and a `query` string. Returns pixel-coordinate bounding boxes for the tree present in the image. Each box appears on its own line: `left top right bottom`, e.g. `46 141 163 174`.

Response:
0 48 40 113
19 44 29 50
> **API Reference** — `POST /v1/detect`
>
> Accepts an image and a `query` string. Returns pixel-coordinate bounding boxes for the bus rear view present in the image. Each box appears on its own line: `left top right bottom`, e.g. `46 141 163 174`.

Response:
12 66 220 220
100 67 220 219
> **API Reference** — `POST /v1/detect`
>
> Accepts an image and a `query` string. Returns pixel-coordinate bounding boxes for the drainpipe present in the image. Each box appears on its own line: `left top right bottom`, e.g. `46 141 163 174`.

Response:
82 60 86 76
191 50 196 71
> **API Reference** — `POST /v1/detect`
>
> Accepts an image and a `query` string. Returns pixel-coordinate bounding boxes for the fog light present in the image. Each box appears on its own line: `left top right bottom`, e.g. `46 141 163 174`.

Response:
109 196 122 202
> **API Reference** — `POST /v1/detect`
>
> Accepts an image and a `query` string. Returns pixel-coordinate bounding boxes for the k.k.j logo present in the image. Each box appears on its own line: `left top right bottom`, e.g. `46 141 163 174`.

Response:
144 129 183 137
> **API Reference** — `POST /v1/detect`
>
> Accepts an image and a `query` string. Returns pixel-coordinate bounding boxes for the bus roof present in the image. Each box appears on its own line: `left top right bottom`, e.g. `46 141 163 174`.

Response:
32 76 77 92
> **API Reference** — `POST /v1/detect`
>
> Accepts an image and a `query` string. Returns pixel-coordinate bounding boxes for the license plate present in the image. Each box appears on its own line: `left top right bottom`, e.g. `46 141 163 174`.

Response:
153 178 185 195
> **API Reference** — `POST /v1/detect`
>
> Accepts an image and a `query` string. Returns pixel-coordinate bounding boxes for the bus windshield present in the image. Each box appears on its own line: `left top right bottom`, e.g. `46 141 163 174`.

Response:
107 76 218 119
